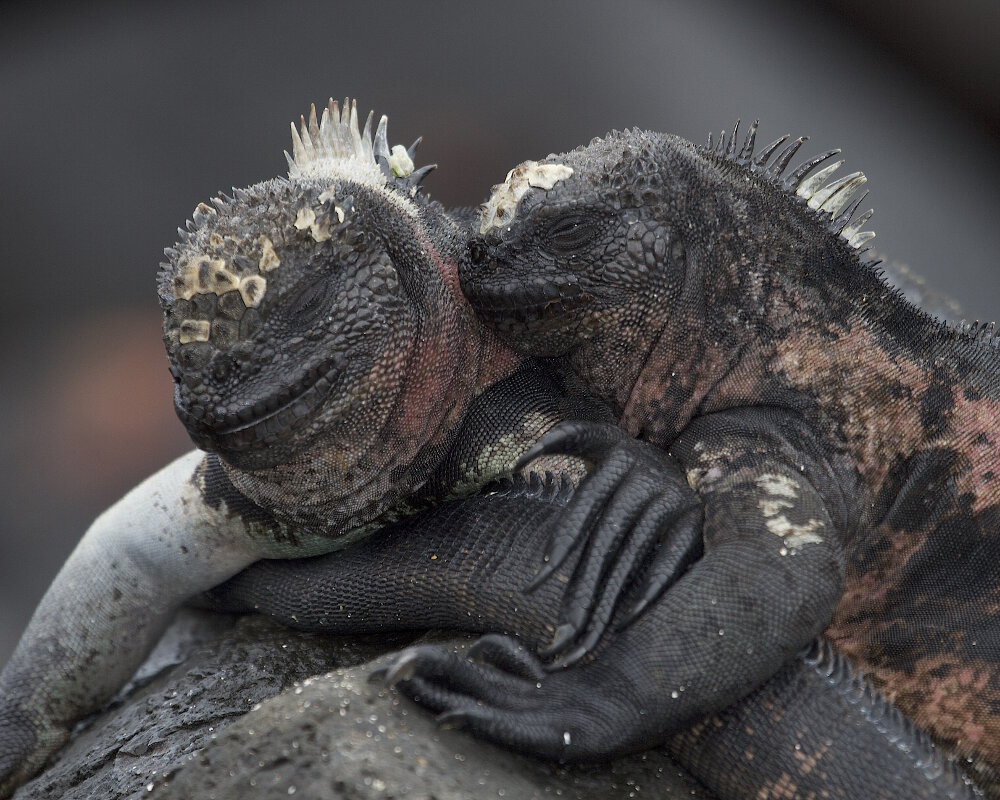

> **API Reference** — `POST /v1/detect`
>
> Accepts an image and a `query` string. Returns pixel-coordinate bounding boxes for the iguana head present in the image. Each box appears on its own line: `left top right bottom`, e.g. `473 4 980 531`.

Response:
460 123 877 358
160 99 514 531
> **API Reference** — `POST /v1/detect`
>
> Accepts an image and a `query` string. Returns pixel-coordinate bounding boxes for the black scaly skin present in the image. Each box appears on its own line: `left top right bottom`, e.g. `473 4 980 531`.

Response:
445 121 1000 795
209 473 978 799
0 101 615 796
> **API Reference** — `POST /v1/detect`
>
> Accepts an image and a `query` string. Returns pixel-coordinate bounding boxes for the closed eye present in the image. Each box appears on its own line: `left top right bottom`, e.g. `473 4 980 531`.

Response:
289 278 335 326
545 213 599 253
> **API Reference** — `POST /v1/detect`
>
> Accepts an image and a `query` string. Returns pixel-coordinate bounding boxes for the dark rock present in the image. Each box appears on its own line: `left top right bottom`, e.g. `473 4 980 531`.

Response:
15 610 710 799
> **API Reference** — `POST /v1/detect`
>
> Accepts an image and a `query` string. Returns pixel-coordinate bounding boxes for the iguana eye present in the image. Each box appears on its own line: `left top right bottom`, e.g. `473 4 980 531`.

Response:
544 213 598 253
289 277 334 326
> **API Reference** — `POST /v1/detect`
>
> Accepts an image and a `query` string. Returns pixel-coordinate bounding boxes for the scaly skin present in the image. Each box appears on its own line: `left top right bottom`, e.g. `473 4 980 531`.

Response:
431 121 1000 795
209 472 978 799
0 100 602 797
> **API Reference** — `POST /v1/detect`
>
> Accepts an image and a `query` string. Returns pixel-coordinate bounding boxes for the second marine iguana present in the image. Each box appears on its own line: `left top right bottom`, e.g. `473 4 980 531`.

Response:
356 121 1000 793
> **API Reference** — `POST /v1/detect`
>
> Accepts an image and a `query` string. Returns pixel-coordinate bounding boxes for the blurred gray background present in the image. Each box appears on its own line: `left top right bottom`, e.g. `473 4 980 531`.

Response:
2 0 998 666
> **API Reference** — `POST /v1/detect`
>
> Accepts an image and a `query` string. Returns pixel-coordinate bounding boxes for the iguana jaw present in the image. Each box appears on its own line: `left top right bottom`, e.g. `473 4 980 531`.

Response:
458 264 590 349
176 350 348 464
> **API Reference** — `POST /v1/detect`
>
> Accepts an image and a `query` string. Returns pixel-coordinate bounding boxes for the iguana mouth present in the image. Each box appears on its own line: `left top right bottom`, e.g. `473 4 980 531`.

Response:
177 353 346 455
468 278 588 327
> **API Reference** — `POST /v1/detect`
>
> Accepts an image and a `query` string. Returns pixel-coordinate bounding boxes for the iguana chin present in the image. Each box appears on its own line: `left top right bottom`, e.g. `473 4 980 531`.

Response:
343 120 999 794
0 99 597 797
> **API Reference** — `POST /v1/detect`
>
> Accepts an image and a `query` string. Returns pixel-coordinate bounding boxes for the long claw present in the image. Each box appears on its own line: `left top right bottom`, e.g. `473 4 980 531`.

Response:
436 709 471 731
515 421 625 471
619 506 703 629
547 643 590 671
537 623 578 658
382 651 419 687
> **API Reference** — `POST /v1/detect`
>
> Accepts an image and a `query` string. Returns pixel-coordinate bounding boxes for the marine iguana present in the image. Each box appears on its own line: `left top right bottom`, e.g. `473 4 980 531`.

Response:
362 120 1000 793
0 99 629 796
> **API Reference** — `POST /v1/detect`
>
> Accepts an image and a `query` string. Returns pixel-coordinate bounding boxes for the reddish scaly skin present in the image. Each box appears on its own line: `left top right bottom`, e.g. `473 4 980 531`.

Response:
461 124 1000 793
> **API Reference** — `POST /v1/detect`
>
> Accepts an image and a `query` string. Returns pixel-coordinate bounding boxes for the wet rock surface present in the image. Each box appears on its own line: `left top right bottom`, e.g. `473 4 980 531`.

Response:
16 609 710 799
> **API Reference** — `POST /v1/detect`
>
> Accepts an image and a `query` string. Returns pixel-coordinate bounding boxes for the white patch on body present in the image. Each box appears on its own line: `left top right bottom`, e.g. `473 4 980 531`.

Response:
765 515 825 548
238 275 267 308
755 472 824 548
294 206 332 243
294 207 317 231
756 472 798 499
480 161 574 234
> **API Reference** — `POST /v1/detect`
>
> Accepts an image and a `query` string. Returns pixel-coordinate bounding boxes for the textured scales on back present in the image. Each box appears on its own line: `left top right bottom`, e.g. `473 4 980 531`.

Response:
457 120 1000 794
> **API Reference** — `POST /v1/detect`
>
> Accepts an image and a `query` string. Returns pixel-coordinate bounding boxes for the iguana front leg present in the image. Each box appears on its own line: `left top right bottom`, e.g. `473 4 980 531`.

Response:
0 451 330 796
374 408 848 751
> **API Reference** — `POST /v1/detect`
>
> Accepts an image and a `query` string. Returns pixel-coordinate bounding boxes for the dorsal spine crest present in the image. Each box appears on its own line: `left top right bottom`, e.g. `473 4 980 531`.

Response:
285 98 385 187
284 97 437 197
705 120 877 261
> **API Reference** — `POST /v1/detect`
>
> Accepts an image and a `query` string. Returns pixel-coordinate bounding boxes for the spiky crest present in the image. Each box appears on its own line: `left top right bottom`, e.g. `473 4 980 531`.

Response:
705 120 878 262
285 97 436 195
803 639 977 790
286 98 382 186
708 121 1000 350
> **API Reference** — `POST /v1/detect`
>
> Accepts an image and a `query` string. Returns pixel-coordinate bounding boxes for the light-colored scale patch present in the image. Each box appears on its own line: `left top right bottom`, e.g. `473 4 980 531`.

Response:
755 472 824 548
257 235 280 271
174 256 239 300
765 515 825 549
294 205 334 243
179 319 211 344
756 472 799 499
238 275 266 308
174 253 268 308
480 161 574 235
294 207 316 232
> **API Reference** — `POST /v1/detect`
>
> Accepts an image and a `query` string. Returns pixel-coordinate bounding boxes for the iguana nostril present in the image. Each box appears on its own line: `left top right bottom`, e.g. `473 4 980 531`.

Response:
468 240 490 268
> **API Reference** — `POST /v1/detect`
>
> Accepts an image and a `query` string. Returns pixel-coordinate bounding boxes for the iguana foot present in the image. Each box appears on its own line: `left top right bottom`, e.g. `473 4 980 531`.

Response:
517 421 703 666
372 634 628 761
